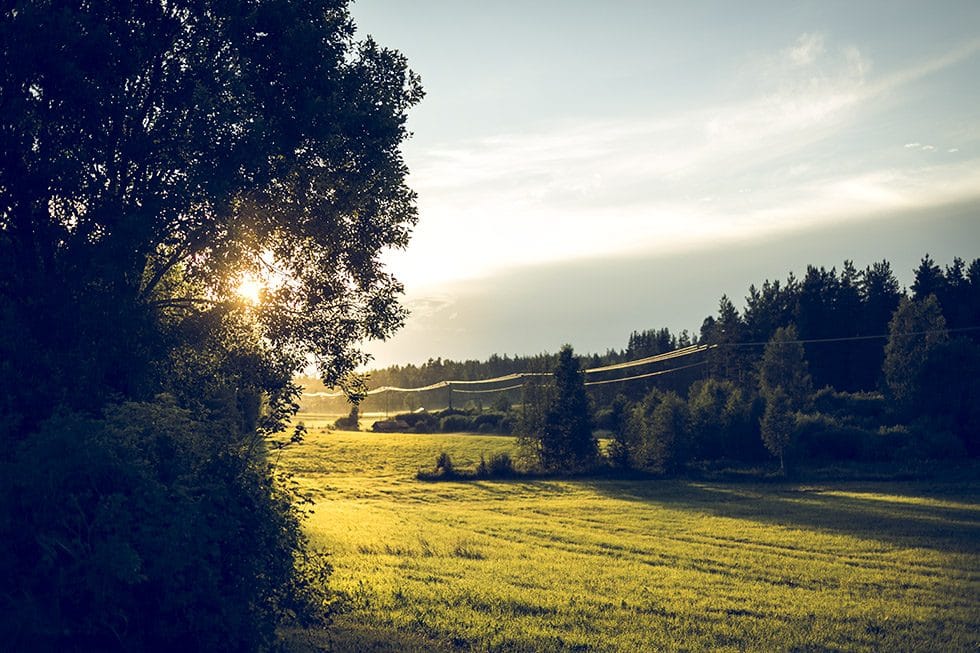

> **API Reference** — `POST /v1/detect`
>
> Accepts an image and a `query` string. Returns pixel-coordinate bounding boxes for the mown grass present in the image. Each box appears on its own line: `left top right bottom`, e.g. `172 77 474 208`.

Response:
278 426 980 652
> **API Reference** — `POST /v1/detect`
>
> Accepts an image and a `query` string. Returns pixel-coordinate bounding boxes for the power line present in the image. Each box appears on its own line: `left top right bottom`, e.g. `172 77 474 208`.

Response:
583 344 708 374
584 361 708 386
451 383 527 395
304 346 709 397
722 325 979 349
302 325 979 398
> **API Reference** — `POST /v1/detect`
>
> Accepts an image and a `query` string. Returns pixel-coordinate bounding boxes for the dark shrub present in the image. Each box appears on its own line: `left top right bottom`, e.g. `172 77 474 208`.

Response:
487 452 515 477
473 412 504 431
793 412 872 462
436 407 468 419
394 411 439 433
435 452 455 477
811 387 888 429
440 414 473 433
897 417 968 460
0 399 331 652
334 405 360 431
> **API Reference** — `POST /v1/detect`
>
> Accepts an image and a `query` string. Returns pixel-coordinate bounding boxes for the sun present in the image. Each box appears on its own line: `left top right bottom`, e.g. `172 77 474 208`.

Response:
235 273 264 305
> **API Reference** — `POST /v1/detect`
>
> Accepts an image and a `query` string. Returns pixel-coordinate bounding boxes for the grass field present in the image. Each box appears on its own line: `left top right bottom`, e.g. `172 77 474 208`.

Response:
280 419 980 652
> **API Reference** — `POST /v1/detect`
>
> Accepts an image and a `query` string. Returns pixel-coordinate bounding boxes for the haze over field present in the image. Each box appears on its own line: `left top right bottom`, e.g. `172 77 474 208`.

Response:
350 1 980 367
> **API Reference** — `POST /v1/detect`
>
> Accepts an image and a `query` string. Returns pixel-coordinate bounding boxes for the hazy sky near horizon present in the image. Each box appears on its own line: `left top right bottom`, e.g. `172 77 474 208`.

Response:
349 0 980 368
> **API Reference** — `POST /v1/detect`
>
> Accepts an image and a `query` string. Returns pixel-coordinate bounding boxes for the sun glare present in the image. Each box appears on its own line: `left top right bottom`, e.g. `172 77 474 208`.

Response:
235 274 264 305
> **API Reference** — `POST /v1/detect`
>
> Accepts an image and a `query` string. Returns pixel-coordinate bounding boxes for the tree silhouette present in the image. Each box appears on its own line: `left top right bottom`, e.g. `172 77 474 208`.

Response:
759 324 812 410
538 345 597 471
0 2 421 649
883 296 948 413
0 0 423 434
760 388 794 473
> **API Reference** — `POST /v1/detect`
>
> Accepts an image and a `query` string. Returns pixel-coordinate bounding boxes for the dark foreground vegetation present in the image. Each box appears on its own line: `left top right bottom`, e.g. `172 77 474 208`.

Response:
0 1 420 650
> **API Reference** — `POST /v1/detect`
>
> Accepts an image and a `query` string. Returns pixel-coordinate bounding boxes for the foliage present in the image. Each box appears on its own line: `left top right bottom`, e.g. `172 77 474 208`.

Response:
0 0 423 433
792 412 879 462
435 452 456 476
492 395 513 413
604 394 635 468
760 388 795 472
536 346 597 471
0 399 332 651
474 452 517 478
702 295 748 385
629 390 690 473
440 414 473 433
758 324 813 409
393 411 439 433
686 378 764 462
0 1 421 649
335 405 360 431
883 295 948 413
420 450 515 480
915 338 980 455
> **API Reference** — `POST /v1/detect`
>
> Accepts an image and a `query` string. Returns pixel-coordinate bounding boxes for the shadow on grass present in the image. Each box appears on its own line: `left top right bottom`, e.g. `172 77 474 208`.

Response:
582 475 980 554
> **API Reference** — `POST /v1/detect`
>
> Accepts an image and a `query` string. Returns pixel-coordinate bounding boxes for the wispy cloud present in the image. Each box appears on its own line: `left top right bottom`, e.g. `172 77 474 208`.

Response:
393 35 980 289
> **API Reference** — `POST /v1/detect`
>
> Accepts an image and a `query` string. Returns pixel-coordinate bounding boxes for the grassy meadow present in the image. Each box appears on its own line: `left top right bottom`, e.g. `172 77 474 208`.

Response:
280 417 980 652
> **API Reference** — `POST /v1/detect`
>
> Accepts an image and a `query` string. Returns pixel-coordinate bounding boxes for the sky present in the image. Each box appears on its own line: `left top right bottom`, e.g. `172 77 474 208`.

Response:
349 0 980 368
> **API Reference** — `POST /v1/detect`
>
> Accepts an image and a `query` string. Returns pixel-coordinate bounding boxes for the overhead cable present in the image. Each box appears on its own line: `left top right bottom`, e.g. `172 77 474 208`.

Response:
584 361 708 386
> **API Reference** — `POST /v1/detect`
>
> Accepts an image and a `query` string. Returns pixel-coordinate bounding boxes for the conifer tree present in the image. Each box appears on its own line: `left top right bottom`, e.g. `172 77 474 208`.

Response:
539 345 597 471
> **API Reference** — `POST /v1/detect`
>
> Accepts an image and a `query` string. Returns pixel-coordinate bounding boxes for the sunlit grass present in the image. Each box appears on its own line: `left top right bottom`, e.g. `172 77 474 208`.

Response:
279 429 980 652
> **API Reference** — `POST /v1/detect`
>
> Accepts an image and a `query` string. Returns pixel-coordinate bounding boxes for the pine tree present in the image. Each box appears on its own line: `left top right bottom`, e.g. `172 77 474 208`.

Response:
539 345 597 471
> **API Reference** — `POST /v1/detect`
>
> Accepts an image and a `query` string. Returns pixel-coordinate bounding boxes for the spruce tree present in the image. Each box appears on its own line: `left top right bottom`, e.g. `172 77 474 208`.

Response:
539 345 597 471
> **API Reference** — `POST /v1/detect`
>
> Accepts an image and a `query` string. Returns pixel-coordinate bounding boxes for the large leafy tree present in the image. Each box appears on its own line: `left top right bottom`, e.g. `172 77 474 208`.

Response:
0 0 422 433
758 324 812 410
883 295 948 413
0 2 421 648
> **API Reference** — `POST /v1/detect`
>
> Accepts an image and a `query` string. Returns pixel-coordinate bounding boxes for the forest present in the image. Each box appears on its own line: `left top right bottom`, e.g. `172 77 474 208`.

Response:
304 253 980 474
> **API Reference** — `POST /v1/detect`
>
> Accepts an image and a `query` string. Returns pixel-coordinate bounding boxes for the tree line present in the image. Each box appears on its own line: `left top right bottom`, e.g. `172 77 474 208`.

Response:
532 254 979 475
404 254 980 476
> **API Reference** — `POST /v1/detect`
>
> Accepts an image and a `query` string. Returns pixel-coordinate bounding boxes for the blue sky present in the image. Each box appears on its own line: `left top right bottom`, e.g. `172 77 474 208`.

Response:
350 1 980 367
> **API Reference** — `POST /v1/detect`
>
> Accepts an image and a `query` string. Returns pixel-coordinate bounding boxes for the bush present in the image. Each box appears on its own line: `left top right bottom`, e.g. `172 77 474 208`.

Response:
432 451 456 478
486 452 515 477
475 452 516 478
440 414 473 433
334 405 360 431
0 398 331 652
793 412 874 462
810 387 888 429
473 412 504 431
394 411 439 433
898 418 968 460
